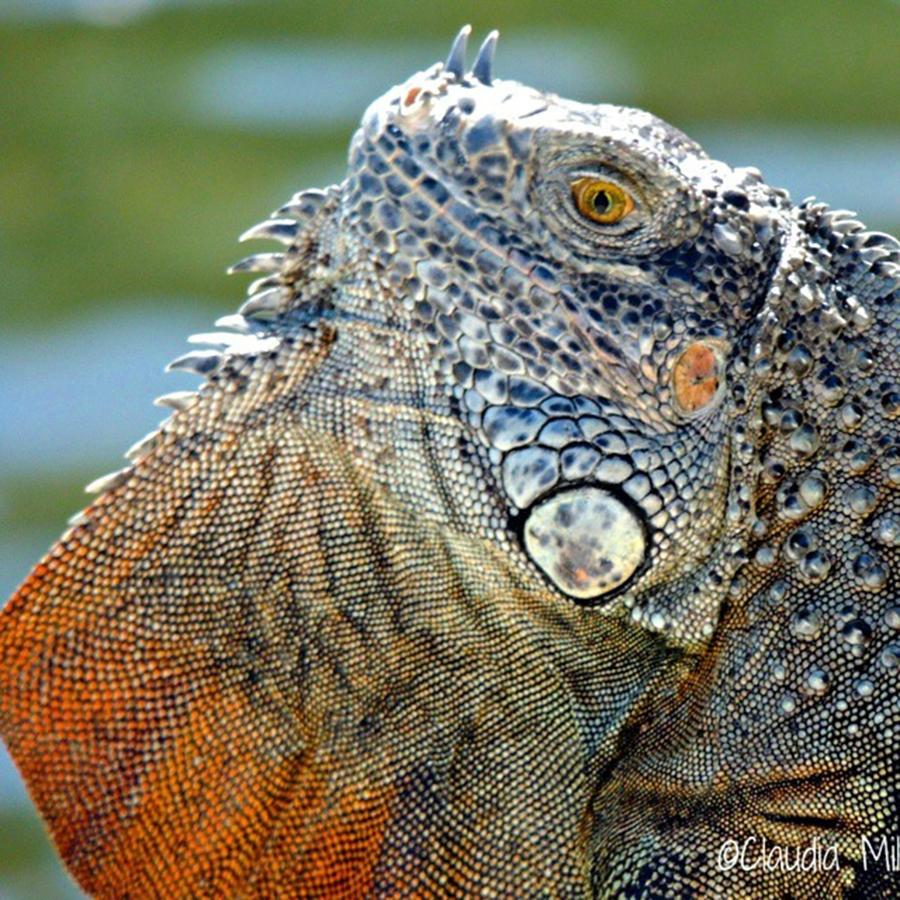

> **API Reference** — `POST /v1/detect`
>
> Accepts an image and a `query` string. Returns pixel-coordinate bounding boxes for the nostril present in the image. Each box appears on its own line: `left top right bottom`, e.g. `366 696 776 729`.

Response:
522 486 647 603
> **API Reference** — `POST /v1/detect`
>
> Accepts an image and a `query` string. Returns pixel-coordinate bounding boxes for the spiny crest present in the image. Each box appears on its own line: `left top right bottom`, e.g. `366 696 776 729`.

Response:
443 25 499 85
77 183 342 503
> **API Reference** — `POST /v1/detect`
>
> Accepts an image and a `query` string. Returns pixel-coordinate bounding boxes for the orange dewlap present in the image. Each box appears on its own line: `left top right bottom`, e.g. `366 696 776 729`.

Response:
0 526 394 898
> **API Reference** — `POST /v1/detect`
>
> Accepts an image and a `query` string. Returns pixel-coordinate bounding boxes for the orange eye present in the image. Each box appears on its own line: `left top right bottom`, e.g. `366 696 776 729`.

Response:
672 342 724 414
571 177 635 224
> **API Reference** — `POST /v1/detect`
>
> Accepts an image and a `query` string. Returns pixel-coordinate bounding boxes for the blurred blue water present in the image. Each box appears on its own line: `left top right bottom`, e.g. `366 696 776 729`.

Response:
0 306 211 476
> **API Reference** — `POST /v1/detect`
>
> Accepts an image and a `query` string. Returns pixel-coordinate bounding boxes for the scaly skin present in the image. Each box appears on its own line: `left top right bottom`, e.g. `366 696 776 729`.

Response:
1 28 897 898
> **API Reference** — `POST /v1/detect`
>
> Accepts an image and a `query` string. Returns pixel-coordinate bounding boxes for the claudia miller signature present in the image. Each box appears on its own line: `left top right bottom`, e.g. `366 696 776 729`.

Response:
717 835 900 873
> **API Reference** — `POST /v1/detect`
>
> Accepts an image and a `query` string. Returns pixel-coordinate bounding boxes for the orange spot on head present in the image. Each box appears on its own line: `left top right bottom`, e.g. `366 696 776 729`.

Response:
403 86 422 106
672 342 722 414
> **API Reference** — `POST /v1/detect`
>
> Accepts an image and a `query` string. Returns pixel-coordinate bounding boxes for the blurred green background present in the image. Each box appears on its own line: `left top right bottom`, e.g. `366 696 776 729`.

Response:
0 0 897 896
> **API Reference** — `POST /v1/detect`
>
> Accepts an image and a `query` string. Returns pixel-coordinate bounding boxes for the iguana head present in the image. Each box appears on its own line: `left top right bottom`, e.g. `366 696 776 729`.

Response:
302 26 812 642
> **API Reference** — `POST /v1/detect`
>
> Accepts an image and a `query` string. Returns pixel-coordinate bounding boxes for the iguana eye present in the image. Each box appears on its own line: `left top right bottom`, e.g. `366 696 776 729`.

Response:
571 177 634 224
672 341 726 414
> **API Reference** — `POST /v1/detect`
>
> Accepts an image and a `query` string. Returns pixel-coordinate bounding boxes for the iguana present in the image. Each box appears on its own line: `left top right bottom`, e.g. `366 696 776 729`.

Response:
1 26 898 898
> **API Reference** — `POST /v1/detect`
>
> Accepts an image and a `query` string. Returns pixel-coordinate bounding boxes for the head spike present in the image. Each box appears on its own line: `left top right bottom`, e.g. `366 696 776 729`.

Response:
471 29 499 84
444 24 471 79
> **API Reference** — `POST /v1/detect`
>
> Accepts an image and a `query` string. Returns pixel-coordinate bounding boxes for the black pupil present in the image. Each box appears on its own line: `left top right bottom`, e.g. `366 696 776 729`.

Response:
592 190 613 214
